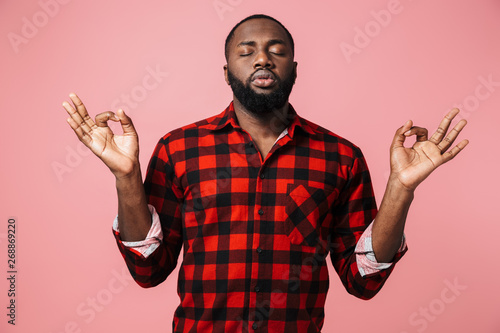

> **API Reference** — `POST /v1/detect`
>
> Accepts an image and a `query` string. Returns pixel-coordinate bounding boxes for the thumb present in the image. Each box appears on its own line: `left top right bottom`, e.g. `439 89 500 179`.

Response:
391 120 412 149
117 109 137 135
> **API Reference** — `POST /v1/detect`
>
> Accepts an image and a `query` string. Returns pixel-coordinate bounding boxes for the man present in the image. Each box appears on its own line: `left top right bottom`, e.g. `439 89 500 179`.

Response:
63 14 468 333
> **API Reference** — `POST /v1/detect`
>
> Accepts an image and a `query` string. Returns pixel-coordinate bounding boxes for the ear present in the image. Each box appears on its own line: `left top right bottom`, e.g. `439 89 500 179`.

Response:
223 64 230 85
293 61 298 80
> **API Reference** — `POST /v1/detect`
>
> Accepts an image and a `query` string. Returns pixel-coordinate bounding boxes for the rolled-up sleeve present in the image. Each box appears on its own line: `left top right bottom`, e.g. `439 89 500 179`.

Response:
112 204 163 258
355 220 407 277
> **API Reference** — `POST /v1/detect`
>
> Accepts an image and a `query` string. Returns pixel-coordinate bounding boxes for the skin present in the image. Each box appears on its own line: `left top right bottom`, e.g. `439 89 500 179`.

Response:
63 18 469 262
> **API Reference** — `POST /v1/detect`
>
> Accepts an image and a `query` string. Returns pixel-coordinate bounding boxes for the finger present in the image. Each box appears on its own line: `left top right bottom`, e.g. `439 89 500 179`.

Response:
63 99 93 135
69 93 97 130
66 117 91 146
441 139 469 164
429 108 460 144
117 109 137 135
391 120 413 149
437 119 467 153
403 126 428 142
95 112 119 127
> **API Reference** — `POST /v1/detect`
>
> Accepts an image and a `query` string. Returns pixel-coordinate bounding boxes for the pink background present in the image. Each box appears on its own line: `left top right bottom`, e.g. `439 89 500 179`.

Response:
1 0 499 332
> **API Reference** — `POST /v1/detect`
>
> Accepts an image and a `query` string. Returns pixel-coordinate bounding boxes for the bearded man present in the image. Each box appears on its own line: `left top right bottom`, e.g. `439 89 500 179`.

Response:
63 14 468 333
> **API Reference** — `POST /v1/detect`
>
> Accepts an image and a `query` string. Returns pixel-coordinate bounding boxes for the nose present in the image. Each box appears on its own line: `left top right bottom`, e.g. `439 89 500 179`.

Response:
253 49 273 69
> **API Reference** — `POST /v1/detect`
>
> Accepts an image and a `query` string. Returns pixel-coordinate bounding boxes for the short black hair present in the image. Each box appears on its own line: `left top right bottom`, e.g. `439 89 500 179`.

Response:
224 14 295 61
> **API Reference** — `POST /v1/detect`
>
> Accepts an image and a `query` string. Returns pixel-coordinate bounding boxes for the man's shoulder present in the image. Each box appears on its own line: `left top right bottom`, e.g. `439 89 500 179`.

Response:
156 108 226 144
298 115 364 159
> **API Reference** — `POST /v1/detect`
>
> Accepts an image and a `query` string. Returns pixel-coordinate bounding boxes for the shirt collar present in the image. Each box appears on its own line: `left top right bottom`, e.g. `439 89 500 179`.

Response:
210 101 316 137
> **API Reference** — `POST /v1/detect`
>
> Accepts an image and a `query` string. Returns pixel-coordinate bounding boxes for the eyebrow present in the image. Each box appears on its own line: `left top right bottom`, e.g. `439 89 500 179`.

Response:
236 39 287 48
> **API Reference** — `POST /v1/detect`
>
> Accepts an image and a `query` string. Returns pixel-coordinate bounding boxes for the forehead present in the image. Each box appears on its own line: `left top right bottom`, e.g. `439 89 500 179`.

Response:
231 18 289 47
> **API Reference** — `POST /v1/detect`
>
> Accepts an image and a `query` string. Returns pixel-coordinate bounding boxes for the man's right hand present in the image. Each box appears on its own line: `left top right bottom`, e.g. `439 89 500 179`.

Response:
63 92 139 179
63 92 152 241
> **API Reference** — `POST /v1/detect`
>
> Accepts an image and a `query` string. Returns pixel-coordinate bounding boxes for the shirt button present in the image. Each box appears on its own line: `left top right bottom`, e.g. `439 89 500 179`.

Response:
260 173 265 179
252 323 258 330
258 209 264 215
255 286 261 292
256 247 262 254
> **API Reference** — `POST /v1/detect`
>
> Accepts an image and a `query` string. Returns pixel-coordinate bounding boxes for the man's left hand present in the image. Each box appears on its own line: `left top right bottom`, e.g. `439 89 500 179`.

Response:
389 108 469 192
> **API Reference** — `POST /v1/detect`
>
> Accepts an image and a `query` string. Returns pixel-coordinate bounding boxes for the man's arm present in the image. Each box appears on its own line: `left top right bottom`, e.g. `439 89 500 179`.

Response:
63 92 152 241
370 176 412 263
330 146 407 300
372 108 469 262
116 168 152 241
64 93 182 288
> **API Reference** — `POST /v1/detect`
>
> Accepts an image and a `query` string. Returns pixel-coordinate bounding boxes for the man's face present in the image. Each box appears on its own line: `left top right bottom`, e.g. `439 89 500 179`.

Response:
224 18 297 115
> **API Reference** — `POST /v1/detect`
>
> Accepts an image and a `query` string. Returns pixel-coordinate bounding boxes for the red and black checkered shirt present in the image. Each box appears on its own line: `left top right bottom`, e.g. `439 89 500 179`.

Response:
113 102 406 332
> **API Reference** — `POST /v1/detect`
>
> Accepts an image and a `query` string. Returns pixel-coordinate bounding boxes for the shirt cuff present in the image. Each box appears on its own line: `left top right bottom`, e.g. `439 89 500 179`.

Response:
355 220 407 277
112 204 163 258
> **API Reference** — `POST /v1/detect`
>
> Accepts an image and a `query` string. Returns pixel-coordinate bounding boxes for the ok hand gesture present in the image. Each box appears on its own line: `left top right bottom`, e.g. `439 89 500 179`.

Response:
63 93 139 179
389 108 469 192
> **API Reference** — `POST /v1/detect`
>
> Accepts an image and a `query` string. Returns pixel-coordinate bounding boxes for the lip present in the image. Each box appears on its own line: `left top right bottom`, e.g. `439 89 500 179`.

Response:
251 69 276 88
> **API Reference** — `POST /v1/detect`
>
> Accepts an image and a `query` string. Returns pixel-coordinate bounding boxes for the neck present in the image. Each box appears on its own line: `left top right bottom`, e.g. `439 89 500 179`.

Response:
232 98 290 141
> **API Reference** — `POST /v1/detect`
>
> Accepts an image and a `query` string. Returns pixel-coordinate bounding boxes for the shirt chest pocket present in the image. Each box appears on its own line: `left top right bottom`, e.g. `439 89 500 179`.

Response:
284 183 339 247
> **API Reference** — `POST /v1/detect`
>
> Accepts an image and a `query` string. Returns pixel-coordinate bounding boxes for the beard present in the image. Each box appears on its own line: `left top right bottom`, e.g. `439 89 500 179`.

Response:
227 67 296 116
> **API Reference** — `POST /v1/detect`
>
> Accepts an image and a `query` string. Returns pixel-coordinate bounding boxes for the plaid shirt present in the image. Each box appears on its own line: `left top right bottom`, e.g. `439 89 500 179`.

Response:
112 102 407 332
